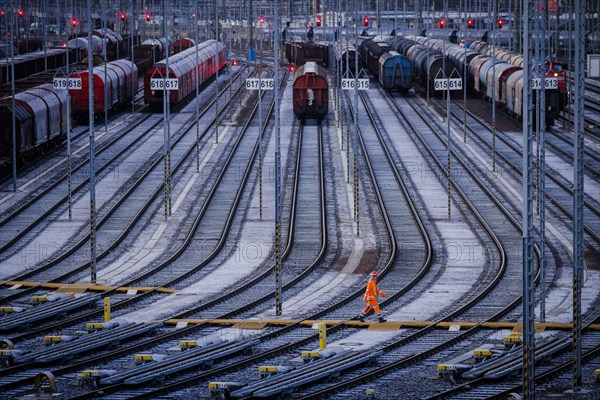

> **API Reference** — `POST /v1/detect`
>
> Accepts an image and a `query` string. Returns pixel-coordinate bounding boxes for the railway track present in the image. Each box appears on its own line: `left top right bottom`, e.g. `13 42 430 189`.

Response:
0 80 148 189
0 69 286 396
0 66 252 303
440 97 600 245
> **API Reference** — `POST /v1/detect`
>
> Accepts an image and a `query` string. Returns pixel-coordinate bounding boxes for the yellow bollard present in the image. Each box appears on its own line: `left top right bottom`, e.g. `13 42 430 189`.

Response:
319 323 326 350
103 297 110 322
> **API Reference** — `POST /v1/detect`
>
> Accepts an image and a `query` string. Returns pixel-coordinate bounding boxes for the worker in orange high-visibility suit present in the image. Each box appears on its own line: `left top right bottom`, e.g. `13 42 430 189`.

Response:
358 271 387 323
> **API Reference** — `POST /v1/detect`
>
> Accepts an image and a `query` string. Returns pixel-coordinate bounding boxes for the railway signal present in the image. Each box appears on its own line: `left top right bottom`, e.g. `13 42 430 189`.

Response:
497 18 504 28
316 16 321 27
119 12 126 22
289 64 295 72
467 19 473 28
439 18 445 28
71 18 78 28
0 10 5 17
259 16 264 25
363 16 369 26
145 13 151 22
17 9 24 17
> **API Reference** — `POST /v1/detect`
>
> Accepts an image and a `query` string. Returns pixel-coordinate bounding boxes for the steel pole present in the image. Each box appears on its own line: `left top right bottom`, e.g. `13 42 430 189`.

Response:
572 0 585 391
274 0 282 316
66 12 72 219
522 0 535 396
10 2 17 192
87 0 97 284
353 0 359 236
195 0 200 173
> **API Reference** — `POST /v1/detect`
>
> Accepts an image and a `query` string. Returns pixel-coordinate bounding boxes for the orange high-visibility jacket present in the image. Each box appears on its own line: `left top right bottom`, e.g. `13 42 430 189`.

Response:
363 279 386 305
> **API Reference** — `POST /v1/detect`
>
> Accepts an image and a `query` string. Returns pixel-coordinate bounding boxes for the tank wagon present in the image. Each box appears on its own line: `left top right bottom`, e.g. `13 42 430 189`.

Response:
293 61 328 121
0 84 68 176
144 39 226 110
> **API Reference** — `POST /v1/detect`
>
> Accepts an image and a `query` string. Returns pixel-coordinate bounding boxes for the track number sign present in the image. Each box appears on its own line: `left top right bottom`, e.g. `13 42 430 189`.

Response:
434 78 462 90
531 77 558 90
246 78 274 90
150 78 179 90
341 78 369 90
53 78 82 90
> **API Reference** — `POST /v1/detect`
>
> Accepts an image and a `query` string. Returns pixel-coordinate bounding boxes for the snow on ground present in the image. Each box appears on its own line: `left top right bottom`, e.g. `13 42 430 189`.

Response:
97 116 239 284
124 79 294 323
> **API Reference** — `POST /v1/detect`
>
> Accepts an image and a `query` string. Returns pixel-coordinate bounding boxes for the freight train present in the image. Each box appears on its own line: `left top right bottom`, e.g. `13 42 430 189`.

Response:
357 37 414 92
0 84 68 177
144 39 226 110
69 59 139 120
401 35 563 127
285 41 330 68
292 61 329 121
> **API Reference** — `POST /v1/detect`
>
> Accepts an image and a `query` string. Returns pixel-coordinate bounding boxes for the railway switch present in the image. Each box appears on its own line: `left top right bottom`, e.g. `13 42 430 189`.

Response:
208 381 244 397
76 369 117 388
134 353 168 363
258 365 294 378
44 335 76 345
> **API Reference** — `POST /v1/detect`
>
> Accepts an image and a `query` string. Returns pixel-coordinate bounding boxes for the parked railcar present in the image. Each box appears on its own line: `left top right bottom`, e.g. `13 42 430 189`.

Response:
335 43 361 75
0 84 67 176
290 42 329 68
0 48 76 86
144 39 226 110
92 28 124 60
378 51 413 91
173 38 196 54
293 61 328 121
69 59 138 119
142 37 172 60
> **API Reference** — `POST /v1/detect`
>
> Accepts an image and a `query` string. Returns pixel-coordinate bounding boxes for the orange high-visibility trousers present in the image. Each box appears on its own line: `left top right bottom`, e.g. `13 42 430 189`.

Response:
363 300 381 315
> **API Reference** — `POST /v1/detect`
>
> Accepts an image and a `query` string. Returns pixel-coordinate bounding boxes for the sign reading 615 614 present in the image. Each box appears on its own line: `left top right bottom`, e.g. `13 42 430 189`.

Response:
150 78 179 90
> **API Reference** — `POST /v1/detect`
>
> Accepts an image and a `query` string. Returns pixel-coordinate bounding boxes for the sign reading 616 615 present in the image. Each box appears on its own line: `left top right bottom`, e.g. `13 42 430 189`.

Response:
150 78 179 90
341 78 369 90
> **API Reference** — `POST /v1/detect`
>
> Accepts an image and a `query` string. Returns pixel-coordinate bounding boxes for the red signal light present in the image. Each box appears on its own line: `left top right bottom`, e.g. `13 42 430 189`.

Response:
497 18 504 28
146 13 151 22
439 18 445 28
316 17 321 27
467 19 473 28
0 10 5 17
363 16 369 26
259 16 264 24
120 12 126 22
289 64 296 72
17 9 24 17
232 59 239 66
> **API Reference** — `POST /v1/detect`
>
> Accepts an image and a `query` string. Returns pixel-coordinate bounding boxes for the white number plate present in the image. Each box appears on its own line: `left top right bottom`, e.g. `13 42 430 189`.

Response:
531 77 558 90
434 78 463 91
245 78 274 90
150 78 179 90
53 77 82 90
341 78 369 90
